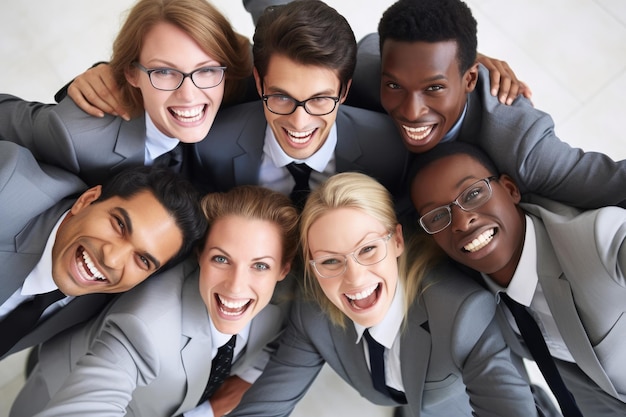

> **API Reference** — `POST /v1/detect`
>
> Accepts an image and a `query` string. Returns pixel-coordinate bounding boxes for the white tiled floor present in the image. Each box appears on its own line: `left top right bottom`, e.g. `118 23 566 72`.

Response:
1 0 626 416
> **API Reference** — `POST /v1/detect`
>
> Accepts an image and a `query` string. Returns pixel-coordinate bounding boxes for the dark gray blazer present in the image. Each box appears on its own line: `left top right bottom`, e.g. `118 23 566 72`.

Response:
0 142 110 359
190 100 411 200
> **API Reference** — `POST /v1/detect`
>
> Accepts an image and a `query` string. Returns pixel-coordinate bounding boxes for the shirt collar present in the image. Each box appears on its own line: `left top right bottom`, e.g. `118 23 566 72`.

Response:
22 212 68 295
440 101 467 143
262 122 338 173
483 215 538 307
144 112 179 164
353 280 405 349
209 319 250 355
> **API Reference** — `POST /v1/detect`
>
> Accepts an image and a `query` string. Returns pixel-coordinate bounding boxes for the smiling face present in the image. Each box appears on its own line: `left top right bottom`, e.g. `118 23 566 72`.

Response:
380 40 477 154
307 208 403 328
254 54 347 160
126 21 224 143
52 188 183 296
411 154 525 285
198 215 290 335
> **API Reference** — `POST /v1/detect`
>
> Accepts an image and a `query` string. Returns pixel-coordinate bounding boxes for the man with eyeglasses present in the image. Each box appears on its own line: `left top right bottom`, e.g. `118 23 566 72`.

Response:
189 0 410 207
409 141 626 416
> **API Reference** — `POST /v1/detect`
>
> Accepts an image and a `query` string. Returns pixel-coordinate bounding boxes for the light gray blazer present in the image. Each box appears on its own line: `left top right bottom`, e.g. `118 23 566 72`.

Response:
0 142 111 359
496 196 626 413
11 257 287 417
353 33 626 209
0 94 146 186
229 262 537 417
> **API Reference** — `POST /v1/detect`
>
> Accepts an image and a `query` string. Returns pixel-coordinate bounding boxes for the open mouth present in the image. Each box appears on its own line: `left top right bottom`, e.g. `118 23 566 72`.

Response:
169 105 206 123
344 283 381 310
285 128 316 144
76 246 107 282
402 124 434 141
463 228 496 253
215 294 252 317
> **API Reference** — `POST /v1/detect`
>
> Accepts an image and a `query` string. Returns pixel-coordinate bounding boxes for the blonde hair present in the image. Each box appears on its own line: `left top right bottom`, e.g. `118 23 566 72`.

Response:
199 186 299 269
110 0 252 116
300 172 442 327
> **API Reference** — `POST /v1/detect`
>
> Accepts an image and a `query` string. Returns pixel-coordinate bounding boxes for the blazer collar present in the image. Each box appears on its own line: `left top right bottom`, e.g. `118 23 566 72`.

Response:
233 103 266 186
527 212 617 397
112 116 148 168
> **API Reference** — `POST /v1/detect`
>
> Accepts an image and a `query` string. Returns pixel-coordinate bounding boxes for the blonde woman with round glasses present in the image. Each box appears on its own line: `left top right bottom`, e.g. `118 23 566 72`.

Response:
226 171 539 417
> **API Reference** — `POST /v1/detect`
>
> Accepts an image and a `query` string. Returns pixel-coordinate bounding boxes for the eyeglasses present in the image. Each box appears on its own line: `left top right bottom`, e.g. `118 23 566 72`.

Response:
309 233 393 278
260 83 341 116
419 177 498 234
133 62 226 91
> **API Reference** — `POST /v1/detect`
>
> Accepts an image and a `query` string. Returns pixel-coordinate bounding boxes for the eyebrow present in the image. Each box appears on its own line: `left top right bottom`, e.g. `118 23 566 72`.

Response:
416 174 478 212
114 207 161 270
207 246 277 263
265 85 339 98
144 59 221 69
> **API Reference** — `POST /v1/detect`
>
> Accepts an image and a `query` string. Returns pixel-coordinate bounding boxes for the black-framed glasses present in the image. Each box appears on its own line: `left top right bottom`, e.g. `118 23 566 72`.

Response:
133 62 226 91
260 83 341 116
419 177 498 234
309 233 393 278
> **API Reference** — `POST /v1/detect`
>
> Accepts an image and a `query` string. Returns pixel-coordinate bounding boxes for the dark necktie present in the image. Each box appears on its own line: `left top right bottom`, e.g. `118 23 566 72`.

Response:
286 162 312 209
363 329 407 404
500 293 583 417
153 143 184 173
0 289 65 356
197 335 236 405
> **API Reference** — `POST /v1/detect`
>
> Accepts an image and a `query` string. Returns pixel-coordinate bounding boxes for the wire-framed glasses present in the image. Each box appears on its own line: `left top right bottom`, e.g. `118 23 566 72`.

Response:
309 233 394 278
419 177 498 234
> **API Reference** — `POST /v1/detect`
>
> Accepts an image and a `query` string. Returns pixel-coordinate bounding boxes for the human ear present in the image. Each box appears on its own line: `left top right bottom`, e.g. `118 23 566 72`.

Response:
339 79 353 103
498 174 521 204
70 185 103 215
464 63 479 93
253 67 263 98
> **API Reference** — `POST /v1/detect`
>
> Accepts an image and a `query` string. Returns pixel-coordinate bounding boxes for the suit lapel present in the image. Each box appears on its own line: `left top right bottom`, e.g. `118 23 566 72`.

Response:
334 108 364 173
232 304 282 373
532 215 619 397
111 116 147 170
400 301 431 412
233 104 266 187
175 270 213 415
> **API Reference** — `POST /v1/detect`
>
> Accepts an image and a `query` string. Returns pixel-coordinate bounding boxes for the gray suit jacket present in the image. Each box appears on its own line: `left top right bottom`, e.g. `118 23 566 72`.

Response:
190 101 411 199
0 142 111 359
0 94 147 186
353 33 626 209
495 197 626 413
229 262 537 417
11 257 287 417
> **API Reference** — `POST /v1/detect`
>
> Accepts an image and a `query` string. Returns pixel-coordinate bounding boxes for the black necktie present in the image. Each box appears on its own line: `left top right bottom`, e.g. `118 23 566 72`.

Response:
197 335 236 405
286 162 312 209
154 143 184 173
363 329 407 404
500 293 583 417
0 289 65 356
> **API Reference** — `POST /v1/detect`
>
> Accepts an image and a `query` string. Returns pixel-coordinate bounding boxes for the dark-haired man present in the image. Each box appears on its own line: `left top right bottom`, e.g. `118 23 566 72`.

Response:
0 141 206 359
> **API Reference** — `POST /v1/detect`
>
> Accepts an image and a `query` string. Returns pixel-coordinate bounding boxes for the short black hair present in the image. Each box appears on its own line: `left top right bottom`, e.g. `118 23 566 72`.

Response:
378 0 477 74
409 141 500 196
97 166 207 271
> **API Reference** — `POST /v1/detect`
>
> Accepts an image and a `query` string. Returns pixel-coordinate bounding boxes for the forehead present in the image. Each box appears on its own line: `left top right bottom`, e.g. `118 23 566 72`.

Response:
139 21 217 65
263 54 341 95
417 154 491 186
381 39 461 78
308 208 385 250
204 215 283 257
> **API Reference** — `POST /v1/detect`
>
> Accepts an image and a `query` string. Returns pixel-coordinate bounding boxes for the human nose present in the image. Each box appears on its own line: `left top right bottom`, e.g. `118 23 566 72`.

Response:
402 92 428 120
342 255 367 283
450 204 477 232
288 104 311 127
175 76 196 100
102 241 132 269
223 267 246 293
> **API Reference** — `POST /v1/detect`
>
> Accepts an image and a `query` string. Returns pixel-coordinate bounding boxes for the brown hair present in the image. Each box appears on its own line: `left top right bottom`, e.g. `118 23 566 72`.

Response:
253 0 356 95
199 185 299 270
110 0 252 116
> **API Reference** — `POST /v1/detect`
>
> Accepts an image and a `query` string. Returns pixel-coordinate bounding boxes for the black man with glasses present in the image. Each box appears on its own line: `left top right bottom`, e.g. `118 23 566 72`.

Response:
410 141 626 417
190 1 410 208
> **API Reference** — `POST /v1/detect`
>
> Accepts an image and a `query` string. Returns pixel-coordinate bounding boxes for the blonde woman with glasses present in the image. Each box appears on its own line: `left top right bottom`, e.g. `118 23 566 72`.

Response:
226 171 540 417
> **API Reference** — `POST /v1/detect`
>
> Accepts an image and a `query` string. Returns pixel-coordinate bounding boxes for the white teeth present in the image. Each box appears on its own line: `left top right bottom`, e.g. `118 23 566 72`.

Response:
287 128 315 143
82 250 106 281
345 284 378 301
464 229 495 252
218 295 250 310
171 106 205 122
402 124 433 141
